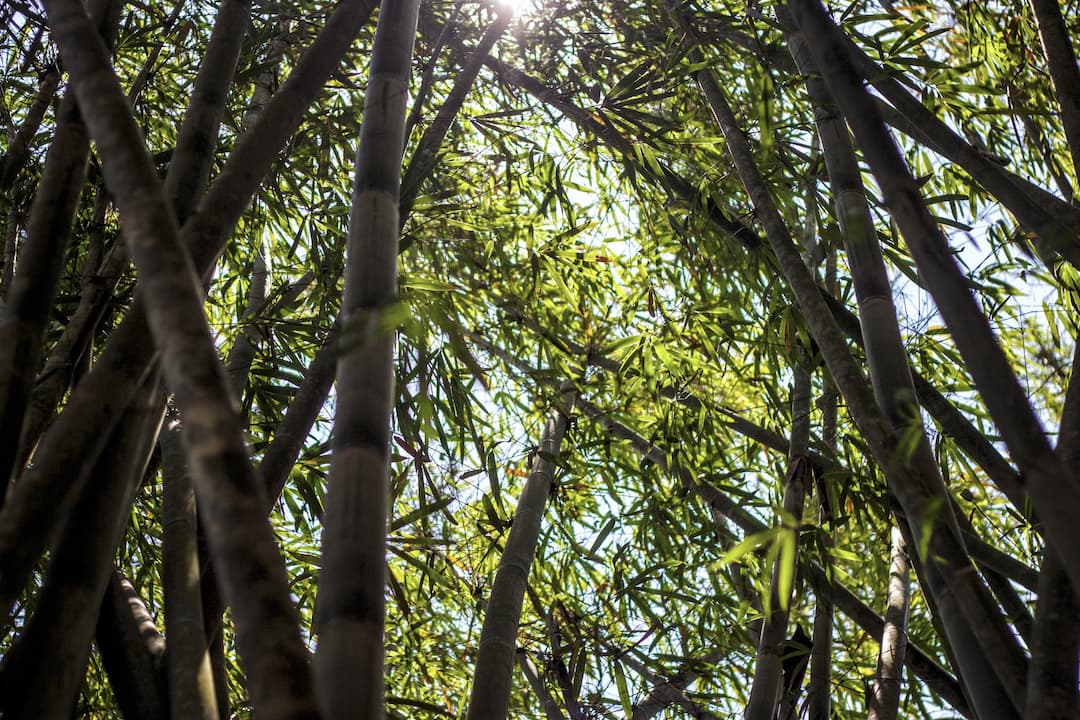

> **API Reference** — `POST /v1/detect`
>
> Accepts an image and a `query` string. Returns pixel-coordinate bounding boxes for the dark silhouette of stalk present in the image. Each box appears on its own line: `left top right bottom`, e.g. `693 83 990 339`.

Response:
95 574 168 720
0 65 59 189
314 0 418 716
1026 342 1080 719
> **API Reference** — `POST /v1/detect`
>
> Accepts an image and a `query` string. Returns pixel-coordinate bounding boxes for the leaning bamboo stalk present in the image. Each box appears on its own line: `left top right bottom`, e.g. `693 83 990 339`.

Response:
1029 0 1080 182
627 648 723 720
163 0 253 223
745 365 811 720
787 0 1080 619
466 385 575 720
0 0 378 624
313 0 418 716
0 65 59 190
0 378 163 719
37 0 318 716
161 412 219 720
814 14 1080 264
399 8 512 222
518 650 569 720
670 6 1027 715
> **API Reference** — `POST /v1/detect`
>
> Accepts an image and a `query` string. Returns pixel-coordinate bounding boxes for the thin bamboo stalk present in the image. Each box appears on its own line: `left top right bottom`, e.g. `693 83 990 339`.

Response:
161 412 219 720
518 650 569 720
399 8 512 224
745 366 811 720
466 386 575 720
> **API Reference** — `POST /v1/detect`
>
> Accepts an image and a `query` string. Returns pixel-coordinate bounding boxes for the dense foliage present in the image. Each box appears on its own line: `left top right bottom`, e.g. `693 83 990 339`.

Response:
0 0 1077 718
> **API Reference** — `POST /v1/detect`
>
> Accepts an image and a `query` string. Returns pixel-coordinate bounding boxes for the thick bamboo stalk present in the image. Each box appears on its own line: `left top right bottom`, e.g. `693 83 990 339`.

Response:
466 386 575 720
37 0 318 716
313 0 418 716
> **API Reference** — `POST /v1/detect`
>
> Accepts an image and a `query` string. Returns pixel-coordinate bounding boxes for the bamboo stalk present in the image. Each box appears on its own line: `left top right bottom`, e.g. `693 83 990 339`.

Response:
0 0 378 629
787 0 1080 642
399 8 512 224
0 0 120 495
745 365 811 720
518 650 569 720
666 5 1028 716
466 385 575 720
313 0 419 716
95 574 168 720
1026 342 1080 719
